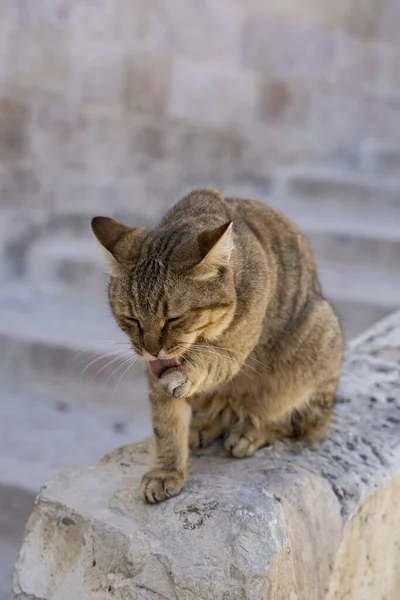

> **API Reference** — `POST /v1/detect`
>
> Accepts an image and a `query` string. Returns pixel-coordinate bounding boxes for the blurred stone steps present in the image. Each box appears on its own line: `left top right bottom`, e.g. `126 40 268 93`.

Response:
0 284 148 407
318 265 400 339
277 202 400 271
360 141 400 175
27 236 106 300
0 387 152 599
22 198 400 338
275 167 400 215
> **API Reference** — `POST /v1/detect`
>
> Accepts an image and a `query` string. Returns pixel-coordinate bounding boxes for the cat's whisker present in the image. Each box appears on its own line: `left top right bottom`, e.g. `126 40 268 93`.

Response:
105 354 138 387
79 349 130 379
113 357 138 395
186 344 263 378
73 340 132 363
91 352 133 384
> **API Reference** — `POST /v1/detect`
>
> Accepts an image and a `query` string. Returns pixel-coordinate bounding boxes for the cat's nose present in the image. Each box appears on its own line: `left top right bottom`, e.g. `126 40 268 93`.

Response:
143 334 162 358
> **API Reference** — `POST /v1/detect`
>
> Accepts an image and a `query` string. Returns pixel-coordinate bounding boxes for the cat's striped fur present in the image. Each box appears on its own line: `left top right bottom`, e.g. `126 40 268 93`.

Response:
91 188 343 503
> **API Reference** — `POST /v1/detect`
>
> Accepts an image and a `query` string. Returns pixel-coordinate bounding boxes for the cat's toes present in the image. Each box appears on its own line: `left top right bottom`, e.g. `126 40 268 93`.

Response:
140 468 184 504
224 432 257 458
189 427 218 449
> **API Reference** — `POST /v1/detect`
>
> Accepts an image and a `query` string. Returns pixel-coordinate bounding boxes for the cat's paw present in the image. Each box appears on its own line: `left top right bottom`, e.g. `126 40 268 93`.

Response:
160 367 199 398
189 425 220 449
224 431 258 458
140 468 184 504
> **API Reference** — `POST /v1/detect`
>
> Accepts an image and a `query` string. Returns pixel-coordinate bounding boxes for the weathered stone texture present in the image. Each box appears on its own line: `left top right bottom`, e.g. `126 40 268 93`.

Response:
11 311 400 599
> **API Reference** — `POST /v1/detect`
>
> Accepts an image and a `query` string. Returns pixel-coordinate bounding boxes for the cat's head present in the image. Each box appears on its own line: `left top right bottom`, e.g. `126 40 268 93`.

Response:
91 212 237 372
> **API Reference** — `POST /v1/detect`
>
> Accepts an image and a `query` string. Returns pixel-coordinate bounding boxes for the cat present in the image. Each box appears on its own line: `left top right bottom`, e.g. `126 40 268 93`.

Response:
91 188 343 504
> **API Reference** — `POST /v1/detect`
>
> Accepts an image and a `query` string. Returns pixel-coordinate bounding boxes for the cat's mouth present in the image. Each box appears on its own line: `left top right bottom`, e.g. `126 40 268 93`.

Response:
148 357 181 379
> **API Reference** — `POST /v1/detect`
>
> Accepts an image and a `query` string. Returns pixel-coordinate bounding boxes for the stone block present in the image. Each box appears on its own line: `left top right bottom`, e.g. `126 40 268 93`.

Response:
68 0 118 36
117 0 243 65
168 56 257 128
69 37 126 107
166 124 246 180
125 52 171 115
242 0 348 30
258 79 312 126
242 18 338 79
381 0 400 45
344 0 386 40
5 24 70 95
11 312 400 599
0 163 49 210
29 98 82 168
329 39 384 88
238 123 310 173
307 84 366 154
54 173 149 216
0 99 30 162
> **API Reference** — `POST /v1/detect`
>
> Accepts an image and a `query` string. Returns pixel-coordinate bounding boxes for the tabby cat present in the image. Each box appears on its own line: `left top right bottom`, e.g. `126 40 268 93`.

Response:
91 188 343 504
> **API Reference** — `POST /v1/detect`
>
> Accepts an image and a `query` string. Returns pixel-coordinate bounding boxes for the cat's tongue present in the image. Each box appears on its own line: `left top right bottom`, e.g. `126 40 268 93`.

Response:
149 357 181 379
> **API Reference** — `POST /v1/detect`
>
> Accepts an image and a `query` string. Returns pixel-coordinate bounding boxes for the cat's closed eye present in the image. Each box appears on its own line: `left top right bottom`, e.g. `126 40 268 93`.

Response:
125 316 141 327
163 316 182 331
167 316 182 324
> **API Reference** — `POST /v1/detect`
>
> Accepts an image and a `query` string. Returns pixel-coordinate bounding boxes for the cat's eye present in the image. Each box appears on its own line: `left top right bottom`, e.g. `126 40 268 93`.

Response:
125 316 140 327
165 316 182 328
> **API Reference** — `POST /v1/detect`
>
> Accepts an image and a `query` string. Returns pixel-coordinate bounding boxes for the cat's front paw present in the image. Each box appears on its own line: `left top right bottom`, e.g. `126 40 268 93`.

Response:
140 468 184 504
160 367 199 398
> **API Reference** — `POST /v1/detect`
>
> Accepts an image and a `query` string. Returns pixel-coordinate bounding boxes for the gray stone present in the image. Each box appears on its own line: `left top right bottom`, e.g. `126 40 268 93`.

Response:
12 312 400 599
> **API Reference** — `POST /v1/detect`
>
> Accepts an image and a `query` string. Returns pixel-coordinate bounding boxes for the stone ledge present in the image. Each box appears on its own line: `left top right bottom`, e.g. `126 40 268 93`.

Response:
12 313 400 600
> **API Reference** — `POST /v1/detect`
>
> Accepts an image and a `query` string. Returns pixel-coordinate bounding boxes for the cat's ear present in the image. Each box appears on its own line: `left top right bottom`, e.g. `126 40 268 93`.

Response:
192 221 234 280
91 217 130 253
91 216 140 276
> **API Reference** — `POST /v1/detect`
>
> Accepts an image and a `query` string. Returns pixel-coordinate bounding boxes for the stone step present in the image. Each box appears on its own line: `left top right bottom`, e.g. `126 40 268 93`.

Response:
0 388 151 497
27 236 106 300
318 265 400 339
360 141 400 175
277 201 400 272
23 205 400 290
0 284 148 407
275 167 400 214
0 385 152 598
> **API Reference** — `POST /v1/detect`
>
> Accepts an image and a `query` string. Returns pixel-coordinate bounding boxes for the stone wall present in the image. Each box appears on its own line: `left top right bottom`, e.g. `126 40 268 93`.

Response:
1 0 400 219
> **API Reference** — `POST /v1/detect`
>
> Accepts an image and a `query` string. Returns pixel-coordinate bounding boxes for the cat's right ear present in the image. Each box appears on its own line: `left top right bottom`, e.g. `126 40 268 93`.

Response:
91 216 141 276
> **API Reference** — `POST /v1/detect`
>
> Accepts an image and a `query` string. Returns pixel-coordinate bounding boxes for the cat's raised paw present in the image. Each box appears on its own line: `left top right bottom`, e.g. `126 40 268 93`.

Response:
159 367 187 396
140 468 184 504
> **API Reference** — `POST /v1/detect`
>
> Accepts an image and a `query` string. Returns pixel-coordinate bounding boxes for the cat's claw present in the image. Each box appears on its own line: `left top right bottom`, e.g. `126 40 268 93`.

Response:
140 468 184 503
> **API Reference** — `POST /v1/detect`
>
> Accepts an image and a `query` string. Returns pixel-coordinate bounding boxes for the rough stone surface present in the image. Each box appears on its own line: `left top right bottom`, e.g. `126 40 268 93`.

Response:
12 312 400 599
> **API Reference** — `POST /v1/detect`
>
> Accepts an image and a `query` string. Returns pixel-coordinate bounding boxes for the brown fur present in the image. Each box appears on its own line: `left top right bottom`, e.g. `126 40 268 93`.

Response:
91 189 343 503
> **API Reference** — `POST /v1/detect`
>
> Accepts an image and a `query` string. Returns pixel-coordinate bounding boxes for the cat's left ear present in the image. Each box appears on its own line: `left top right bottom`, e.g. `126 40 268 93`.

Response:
91 216 143 276
192 221 234 280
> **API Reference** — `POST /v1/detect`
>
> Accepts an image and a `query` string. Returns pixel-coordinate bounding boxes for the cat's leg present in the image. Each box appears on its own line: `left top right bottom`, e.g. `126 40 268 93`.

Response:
189 404 233 449
285 380 336 442
140 390 191 504
224 418 274 458
224 380 336 458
